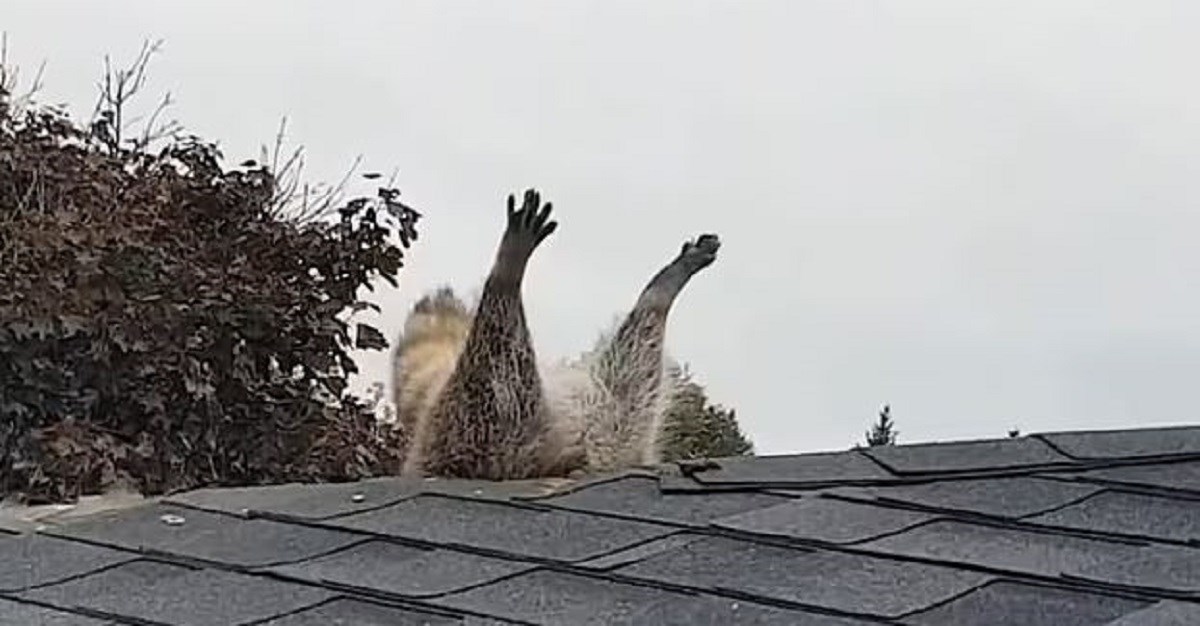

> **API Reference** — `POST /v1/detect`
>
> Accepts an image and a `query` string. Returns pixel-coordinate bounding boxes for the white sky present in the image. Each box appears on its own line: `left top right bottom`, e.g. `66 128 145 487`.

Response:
6 1 1200 454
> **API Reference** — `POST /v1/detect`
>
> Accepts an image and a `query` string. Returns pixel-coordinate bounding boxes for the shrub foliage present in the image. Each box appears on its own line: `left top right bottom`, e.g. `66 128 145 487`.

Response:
0 46 419 503
659 365 754 461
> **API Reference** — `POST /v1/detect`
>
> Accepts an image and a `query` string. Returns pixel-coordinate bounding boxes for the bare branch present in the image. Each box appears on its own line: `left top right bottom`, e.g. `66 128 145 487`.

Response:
0 32 47 116
89 38 167 153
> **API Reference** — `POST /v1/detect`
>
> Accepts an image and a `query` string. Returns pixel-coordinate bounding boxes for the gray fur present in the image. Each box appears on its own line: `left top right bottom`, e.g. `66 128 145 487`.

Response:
396 189 719 479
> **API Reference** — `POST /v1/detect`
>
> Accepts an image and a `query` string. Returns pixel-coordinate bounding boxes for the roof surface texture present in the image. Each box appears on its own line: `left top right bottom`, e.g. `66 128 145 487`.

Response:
1 425 1198 625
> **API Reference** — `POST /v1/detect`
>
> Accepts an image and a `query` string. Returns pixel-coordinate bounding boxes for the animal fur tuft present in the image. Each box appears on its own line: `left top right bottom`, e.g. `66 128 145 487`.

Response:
394 302 676 474
391 286 472 473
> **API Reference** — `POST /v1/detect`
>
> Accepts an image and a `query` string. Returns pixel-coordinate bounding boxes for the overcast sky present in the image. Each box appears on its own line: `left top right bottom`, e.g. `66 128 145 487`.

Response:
7 1 1199 454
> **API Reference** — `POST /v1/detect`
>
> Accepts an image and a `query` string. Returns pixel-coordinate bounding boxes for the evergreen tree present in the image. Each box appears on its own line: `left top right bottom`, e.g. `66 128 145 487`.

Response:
864 404 898 447
659 365 754 461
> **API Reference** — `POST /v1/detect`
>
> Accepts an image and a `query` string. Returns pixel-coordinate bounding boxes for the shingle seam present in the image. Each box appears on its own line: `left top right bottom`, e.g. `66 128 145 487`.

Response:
1011 489 1200 549
515 495 772 530
1059 477 1200 501
819 483 1103 525
160 492 421 522
694 523 1182 603
263 559 534 601
772 490 1187 550
1030 434 1200 463
657 453 1200 491
663 467 1064 490
0 545 142 594
1056 572 1200 602
31 524 371 573
244 569 538 624
233 587 533 626
885 578 996 622
1030 433 1087 460
737 511 1153 550
0 592 156 625
228 597 334 626
521 564 905 624
1036 467 1200 501
510 470 659 502
660 454 1200 492
856 447 907 475
236 509 676 569
890 577 1158 621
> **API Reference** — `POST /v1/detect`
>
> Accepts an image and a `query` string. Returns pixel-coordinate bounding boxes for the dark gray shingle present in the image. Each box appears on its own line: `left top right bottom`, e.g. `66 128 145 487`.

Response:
0 534 133 592
165 478 423 520
14 425 1199 624
903 580 1150 626
46 504 361 567
0 598 109 625
575 533 703 570
255 598 462 625
167 477 568 521
328 495 672 561
626 595 879 625
1024 490 1200 543
1067 460 1200 494
1071 544 1200 594
535 475 790 525
713 496 935 544
437 569 870 625
862 520 1146 579
18 559 333 626
685 451 893 486
848 476 1100 518
1038 426 1200 460
616 535 990 617
1106 601 1200 626
863 438 1070 475
434 568 678 625
270 539 533 597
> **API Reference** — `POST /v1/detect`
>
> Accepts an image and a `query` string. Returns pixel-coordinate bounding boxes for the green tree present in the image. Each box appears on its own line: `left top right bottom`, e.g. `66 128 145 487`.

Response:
864 404 898 447
0 42 418 503
659 365 754 461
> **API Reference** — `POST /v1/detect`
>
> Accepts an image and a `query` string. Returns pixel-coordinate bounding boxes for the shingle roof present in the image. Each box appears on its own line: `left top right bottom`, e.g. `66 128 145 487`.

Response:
1 425 1198 624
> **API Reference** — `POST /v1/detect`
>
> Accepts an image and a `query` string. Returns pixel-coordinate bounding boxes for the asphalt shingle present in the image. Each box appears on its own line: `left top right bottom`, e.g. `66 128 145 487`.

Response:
255 598 464 625
437 569 872 625
902 580 1150 626
0 534 133 592
683 450 893 487
1106 600 1200 626
1023 490 1200 543
164 478 423 520
46 504 361 568
1065 460 1200 495
534 475 791 525
0 598 109 625
616 534 990 617
328 494 672 562
575 533 703 570
843 476 1100 518
1038 426 1200 460
13 424 1198 624
713 496 935 544
167 476 569 521
270 539 534 598
18 559 334 625
861 520 1146 579
1070 544 1200 594
862 437 1070 475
